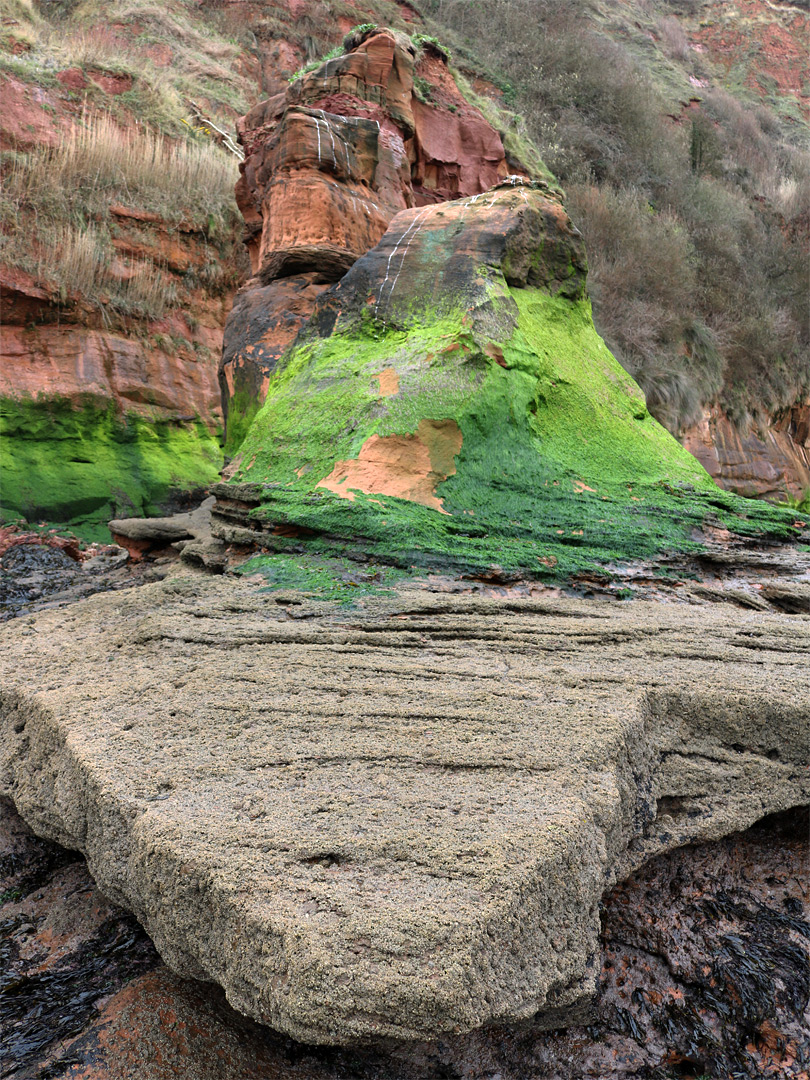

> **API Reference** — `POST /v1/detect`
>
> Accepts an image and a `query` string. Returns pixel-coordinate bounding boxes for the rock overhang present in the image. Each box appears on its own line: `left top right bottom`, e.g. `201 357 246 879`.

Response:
1 577 807 1045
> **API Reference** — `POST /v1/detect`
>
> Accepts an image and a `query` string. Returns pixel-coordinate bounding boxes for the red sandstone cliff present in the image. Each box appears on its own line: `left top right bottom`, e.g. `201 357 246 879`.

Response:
1 0 807 518
220 27 518 449
681 403 810 501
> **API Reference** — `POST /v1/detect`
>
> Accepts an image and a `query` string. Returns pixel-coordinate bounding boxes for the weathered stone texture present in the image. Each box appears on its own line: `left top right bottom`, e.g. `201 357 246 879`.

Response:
681 403 810 501
1 577 807 1046
220 28 515 446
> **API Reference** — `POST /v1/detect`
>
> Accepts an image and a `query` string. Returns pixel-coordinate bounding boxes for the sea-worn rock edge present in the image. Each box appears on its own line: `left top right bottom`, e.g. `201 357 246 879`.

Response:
0 575 807 1046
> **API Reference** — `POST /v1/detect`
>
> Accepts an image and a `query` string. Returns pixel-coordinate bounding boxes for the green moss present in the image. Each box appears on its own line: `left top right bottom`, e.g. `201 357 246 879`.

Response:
230 286 802 581
236 552 409 606
0 396 222 539
223 387 264 457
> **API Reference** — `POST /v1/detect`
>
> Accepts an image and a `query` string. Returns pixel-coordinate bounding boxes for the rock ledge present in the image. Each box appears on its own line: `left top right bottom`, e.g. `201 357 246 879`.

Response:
1 577 807 1045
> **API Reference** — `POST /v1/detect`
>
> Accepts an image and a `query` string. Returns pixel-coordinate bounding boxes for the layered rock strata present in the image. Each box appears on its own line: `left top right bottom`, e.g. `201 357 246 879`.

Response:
1 576 807 1045
4 794 807 1078
0 270 225 532
0 72 234 534
682 402 810 501
220 28 514 449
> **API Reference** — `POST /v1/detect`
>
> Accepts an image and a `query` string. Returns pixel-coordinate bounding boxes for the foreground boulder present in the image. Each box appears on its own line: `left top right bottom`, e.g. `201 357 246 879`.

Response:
1 576 807 1045
4 794 806 1078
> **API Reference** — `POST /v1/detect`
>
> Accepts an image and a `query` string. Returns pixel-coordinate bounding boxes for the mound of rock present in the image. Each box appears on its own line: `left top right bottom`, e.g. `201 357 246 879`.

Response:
217 175 803 577
1 577 807 1045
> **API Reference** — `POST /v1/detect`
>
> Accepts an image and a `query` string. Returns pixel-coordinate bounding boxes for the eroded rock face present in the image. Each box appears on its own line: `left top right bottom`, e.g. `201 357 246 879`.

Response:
681 402 810 500
1 577 807 1046
220 29 513 449
219 178 808 577
4 795 807 1079
0 73 235 529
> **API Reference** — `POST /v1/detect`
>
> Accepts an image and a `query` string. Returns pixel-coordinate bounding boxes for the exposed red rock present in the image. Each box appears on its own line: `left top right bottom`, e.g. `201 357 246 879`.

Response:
57 68 88 91
0 74 66 150
0 325 221 424
0 78 231 447
692 0 810 121
221 27 516 448
682 403 810 500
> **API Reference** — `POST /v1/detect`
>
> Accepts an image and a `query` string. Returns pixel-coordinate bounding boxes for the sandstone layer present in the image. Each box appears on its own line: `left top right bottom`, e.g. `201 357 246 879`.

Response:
1 576 807 1045
682 402 810 501
4 796 806 1079
220 28 518 448
0 75 234 534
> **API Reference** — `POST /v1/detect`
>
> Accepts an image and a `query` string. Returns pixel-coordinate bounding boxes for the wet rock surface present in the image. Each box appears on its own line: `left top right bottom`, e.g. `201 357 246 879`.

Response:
1 576 807 1046
0 537 170 624
0 544 145 623
2 796 806 1079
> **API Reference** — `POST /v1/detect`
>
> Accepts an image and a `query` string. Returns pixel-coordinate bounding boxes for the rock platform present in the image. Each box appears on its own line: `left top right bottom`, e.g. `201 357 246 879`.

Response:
1 575 807 1046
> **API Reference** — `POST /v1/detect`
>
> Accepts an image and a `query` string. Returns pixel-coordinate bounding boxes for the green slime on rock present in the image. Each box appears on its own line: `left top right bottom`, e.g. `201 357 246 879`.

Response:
0 396 222 542
231 285 802 580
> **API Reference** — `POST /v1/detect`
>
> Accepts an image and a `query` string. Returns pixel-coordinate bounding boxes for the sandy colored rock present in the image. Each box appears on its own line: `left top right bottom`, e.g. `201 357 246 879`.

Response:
109 496 215 543
316 420 463 511
1 576 807 1046
2 794 807 1079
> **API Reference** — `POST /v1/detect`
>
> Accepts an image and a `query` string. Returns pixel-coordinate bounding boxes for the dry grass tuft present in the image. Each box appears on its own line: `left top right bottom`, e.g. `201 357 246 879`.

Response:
0 111 239 317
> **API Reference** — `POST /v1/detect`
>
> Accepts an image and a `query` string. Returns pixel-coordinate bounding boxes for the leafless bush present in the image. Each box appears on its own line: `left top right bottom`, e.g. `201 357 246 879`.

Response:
657 16 690 61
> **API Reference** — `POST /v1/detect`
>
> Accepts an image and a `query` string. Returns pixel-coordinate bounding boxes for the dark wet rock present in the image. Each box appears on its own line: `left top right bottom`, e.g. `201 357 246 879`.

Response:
0 544 83 620
0 798 159 1079
761 582 810 614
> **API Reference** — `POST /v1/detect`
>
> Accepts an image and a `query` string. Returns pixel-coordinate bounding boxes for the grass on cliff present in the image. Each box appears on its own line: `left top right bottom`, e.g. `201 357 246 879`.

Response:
0 111 240 316
1 0 253 133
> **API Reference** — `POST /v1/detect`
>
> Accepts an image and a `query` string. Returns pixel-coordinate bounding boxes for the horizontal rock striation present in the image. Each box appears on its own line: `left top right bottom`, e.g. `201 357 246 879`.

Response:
1 577 807 1045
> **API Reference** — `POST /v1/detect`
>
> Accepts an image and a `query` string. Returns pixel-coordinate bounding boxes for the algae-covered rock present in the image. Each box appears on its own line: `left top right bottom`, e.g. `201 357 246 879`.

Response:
222 26 516 449
0 397 221 541
225 179 803 577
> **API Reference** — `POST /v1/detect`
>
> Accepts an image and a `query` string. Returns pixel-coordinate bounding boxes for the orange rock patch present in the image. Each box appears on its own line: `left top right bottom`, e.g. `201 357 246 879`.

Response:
375 367 400 396
317 418 462 512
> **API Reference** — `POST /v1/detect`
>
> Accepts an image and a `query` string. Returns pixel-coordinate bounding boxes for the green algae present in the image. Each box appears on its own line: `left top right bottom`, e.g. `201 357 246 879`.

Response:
223 385 262 458
0 396 222 541
236 552 409 606
229 281 802 582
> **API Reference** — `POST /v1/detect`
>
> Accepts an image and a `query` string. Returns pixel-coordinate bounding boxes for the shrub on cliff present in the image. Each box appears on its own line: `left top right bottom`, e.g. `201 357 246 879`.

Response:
421 0 809 433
